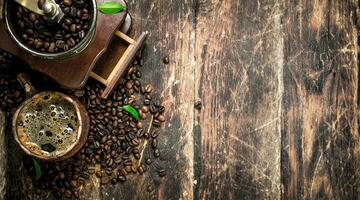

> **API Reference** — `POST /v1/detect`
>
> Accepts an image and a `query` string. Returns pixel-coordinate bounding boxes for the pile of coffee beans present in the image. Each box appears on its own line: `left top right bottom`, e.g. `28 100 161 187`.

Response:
0 53 167 199
20 59 163 198
13 0 92 53
0 50 14 70
0 54 24 117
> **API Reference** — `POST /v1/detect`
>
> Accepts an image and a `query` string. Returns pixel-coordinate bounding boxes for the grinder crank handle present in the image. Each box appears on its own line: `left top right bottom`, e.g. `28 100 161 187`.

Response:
14 0 44 15
13 0 64 23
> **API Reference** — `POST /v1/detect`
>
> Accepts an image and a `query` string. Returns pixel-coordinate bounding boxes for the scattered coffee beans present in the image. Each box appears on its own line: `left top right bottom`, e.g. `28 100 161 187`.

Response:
0 55 166 199
0 50 14 70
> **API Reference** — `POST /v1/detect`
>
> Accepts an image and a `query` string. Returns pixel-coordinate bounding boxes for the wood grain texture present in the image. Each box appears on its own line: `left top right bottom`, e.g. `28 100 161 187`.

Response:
281 0 360 199
99 0 196 199
0 111 6 197
194 0 282 199
2 0 360 199
0 0 3 22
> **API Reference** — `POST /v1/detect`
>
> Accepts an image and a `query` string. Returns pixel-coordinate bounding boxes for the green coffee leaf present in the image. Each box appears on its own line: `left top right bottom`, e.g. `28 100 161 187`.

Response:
33 159 42 180
99 2 127 14
121 105 139 121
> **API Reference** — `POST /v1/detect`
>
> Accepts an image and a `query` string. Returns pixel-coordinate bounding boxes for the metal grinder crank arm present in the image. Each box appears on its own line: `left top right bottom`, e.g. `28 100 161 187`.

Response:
14 0 44 15
13 0 64 23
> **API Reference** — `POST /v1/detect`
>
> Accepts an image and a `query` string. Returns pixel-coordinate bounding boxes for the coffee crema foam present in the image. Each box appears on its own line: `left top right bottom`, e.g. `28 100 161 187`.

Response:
16 93 79 156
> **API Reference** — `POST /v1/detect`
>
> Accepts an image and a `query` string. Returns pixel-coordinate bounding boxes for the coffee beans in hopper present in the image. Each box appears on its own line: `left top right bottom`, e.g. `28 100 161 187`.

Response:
13 0 92 53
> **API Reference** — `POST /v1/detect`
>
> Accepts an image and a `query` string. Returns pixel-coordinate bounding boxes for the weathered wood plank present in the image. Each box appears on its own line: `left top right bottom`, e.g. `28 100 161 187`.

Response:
281 0 360 199
99 0 196 199
0 0 3 22
194 0 282 199
0 111 6 198
3 0 360 199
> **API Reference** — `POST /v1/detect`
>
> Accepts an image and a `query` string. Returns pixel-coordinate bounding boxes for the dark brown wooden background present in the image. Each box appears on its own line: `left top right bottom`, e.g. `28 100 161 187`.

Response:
4 0 360 199
115 0 360 199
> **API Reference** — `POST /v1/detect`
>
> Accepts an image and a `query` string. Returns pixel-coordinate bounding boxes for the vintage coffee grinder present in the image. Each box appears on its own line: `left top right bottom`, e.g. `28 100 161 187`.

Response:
0 0 147 99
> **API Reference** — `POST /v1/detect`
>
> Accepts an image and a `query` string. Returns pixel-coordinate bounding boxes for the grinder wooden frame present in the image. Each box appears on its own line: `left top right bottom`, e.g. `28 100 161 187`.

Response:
90 31 148 99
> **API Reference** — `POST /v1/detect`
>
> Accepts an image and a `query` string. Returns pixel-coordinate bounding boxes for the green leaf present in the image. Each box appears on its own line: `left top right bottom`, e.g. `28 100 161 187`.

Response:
121 105 139 121
33 159 42 180
99 2 127 14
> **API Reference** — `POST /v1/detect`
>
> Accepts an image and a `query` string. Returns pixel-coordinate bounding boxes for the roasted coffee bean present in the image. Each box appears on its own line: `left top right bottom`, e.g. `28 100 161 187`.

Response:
126 80 134 89
134 79 141 87
64 18 73 25
134 153 140 160
154 149 160 157
136 129 144 137
85 148 93 156
194 99 202 110
154 99 161 107
158 106 165 113
63 0 72 6
81 171 90 179
55 40 65 48
74 191 79 198
152 130 160 138
124 159 132 166
111 178 117 184
144 132 150 139
25 28 34 35
151 139 158 149
18 20 25 28
153 119 161 127
70 24 76 32
29 13 37 22
140 86 146 94
145 84 153 93
157 115 165 122
146 158 152 165
117 175 126 182
105 168 112 175
95 171 102 178
136 121 143 129
75 30 85 39
64 190 72 198
138 165 144 174
144 99 150 105
141 106 149 113
70 7 77 17
158 169 167 177
162 56 170 64
21 34 28 40
150 105 157 114
34 40 44 49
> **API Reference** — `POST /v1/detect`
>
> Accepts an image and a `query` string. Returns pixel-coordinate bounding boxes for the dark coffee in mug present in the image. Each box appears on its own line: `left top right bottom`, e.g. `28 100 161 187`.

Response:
15 92 79 156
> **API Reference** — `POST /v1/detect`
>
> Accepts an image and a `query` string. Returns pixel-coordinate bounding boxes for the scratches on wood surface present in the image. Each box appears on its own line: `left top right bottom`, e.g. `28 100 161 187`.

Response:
99 0 196 199
194 0 283 199
282 0 360 199
5 0 360 199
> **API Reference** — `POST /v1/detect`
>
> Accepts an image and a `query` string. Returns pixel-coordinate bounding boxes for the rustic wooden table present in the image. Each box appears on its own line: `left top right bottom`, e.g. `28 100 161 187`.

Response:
4 0 360 199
